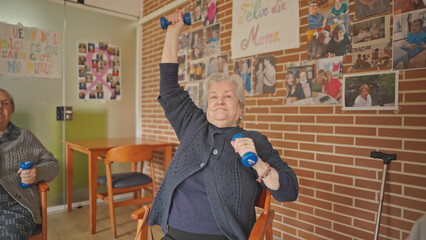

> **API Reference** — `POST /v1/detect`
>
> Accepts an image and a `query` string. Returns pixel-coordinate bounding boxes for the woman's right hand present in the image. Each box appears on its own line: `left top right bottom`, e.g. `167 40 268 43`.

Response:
166 10 186 39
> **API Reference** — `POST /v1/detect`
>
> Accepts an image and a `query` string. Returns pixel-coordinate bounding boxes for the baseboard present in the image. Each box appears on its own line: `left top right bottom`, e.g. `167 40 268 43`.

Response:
47 193 134 214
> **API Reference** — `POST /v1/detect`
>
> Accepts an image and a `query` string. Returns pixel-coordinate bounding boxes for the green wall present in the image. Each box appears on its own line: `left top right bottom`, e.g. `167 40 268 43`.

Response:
0 0 137 206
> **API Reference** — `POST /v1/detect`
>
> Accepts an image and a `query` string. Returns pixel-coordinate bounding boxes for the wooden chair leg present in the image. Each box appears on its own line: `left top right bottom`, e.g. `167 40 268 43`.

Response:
108 196 117 238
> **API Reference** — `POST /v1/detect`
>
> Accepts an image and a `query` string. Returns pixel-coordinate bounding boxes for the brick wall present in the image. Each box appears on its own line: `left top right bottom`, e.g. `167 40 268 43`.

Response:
140 0 426 239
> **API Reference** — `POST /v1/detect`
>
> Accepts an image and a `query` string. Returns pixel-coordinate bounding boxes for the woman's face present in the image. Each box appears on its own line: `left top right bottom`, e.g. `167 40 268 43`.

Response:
0 91 12 133
317 72 325 83
412 21 422 34
206 81 242 128
287 74 294 85
299 72 307 82
241 62 248 74
361 87 369 98
335 0 341 5
326 71 332 80
334 29 344 41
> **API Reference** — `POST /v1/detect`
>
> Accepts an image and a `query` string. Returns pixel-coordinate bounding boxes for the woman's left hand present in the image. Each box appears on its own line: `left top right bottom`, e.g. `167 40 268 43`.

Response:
17 167 37 185
231 137 258 159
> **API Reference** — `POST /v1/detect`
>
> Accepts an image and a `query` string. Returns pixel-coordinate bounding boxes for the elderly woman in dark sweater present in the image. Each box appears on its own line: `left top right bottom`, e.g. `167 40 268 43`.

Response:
0 88 60 239
147 11 299 240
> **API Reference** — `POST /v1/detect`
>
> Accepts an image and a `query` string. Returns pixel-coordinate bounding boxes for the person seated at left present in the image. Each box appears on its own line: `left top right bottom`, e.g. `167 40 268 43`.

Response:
0 88 60 239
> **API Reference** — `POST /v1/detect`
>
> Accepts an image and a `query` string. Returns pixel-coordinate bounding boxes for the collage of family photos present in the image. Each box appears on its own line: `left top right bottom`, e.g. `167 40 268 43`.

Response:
78 41 121 101
178 0 220 108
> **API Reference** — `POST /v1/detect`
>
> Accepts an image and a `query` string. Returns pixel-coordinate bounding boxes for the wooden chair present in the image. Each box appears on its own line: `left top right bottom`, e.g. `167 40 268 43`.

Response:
131 188 275 240
29 181 49 240
97 144 156 238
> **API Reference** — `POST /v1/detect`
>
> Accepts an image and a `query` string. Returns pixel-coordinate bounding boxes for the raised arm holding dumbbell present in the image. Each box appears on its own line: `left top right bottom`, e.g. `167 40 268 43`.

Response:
148 10 298 240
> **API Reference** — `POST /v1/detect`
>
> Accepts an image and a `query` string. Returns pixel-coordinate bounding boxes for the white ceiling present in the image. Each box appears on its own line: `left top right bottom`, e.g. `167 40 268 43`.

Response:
53 0 142 20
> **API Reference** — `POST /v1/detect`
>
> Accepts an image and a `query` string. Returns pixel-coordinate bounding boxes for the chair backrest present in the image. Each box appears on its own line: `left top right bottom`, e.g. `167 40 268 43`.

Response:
255 188 271 213
105 144 154 164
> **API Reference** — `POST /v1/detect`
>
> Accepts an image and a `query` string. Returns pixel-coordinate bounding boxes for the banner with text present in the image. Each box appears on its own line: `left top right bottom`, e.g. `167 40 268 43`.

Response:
231 0 300 59
0 22 62 79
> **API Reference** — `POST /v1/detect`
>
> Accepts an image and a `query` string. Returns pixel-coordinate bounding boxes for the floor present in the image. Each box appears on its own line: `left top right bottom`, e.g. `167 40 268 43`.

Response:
47 204 163 240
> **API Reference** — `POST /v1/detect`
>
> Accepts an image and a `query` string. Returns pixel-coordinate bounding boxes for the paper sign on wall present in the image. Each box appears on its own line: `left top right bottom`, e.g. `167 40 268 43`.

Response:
231 0 300 59
0 22 62 79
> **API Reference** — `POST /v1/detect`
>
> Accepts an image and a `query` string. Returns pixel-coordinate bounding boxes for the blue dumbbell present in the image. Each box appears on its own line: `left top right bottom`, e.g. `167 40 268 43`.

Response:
232 133 258 167
160 12 192 30
20 161 34 188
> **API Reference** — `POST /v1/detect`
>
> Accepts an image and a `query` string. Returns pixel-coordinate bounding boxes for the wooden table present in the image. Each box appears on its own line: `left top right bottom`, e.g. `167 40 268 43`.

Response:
62 138 176 234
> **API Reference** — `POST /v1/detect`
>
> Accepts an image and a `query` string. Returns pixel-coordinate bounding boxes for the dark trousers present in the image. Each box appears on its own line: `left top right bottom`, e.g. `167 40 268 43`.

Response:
0 185 36 240
161 226 229 240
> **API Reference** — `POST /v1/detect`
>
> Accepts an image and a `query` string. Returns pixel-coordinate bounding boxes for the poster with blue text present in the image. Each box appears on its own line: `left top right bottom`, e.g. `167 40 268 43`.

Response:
231 0 300 59
0 22 62 79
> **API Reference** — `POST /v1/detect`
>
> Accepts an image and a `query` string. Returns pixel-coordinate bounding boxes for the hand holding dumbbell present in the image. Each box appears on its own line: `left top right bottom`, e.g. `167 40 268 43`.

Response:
232 133 258 167
18 161 34 188
160 12 192 30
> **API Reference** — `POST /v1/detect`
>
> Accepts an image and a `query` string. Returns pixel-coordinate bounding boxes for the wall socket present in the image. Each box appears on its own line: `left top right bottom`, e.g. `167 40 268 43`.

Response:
56 106 73 121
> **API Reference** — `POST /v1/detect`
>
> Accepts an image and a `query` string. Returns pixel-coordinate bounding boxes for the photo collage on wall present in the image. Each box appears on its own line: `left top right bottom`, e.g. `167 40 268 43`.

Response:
284 0 351 106
283 0 406 108
78 41 121 101
393 0 426 71
179 0 221 109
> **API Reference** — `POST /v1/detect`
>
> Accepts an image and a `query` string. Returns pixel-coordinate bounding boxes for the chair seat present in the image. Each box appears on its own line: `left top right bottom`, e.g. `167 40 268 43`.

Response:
98 172 152 188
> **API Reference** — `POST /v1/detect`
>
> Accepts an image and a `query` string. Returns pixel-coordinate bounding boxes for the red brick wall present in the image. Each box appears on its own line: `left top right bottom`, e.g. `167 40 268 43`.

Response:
140 0 426 239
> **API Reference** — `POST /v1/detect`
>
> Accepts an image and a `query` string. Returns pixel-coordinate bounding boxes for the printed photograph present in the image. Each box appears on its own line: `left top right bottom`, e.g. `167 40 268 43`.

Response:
254 55 276 95
307 26 331 60
188 58 207 81
202 0 217 26
216 54 229 75
233 58 253 94
355 0 391 20
191 28 205 59
193 0 203 23
352 43 391 70
285 64 316 105
352 16 389 46
394 0 425 15
393 9 426 70
308 0 350 30
78 43 87 53
205 23 220 57
343 71 398 110
316 57 343 102
307 23 351 59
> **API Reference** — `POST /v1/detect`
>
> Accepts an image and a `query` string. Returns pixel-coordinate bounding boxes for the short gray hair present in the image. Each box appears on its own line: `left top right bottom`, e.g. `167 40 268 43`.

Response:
0 88 15 113
203 72 245 120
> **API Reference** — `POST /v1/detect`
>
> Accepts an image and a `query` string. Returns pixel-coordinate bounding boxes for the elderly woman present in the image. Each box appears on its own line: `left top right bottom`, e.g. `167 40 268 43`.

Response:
326 24 350 56
308 30 329 60
353 84 372 107
147 11 299 240
0 88 60 239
